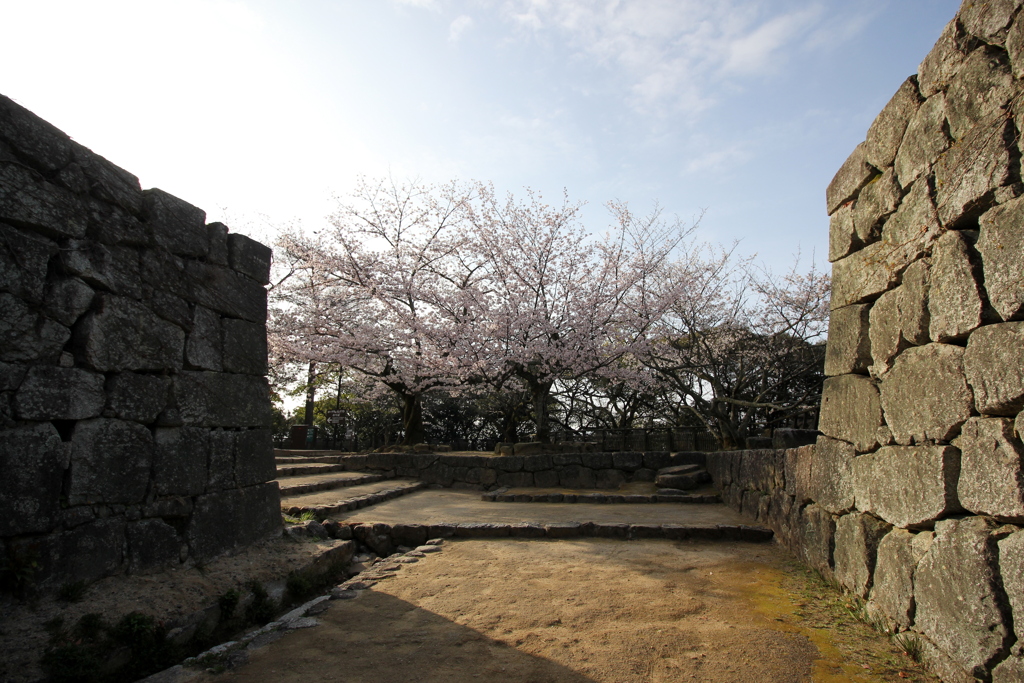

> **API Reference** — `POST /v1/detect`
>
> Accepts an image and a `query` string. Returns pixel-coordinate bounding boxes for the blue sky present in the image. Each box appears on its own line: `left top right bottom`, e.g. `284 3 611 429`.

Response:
1 0 961 273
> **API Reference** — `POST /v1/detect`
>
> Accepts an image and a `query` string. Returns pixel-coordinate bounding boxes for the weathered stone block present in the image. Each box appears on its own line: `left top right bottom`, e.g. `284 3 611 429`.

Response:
979 197 1024 321
185 305 222 371
44 277 94 326
1009 7 1024 77
184 261 267 324
14 365 105 420
965 322 1024 415
853 168 901 243
866 528 933 630
828 202 859 263
228 233 272 285
894 95 949 188
960 0 1018 46
864 76 923 169
141 247 191 299
0 292 70 362
85 198 147 247
533 469 558 488
880 343 973 444
105 371 170 424
61 239 141 299
833 512 891 598
153 427 207 496
222 318 268 375
956 417 1024 520
0 93 74 171
825 304 872 376
993 656 1024 683
0 423 68 535
173 371 272 428
0 160 87 239
772 429 818 450
58 518 126 584
881 178 942 260
784 444 814 502
206 222 229 266
69 418 154 505
0 221 57 303
809 437 856 514
915 517 1011 678
827 143 876 216
830 240 907 309
559 464 596 489
595 468 625 489
72 143 143 215
935 119 1014 228
208 429 236 491
497 471 533 487
897 259 931 345
997 528 1024 648
819 374 882 452
185 482 281 562
127 518 181 574
944 46 1014 142
799 504 835 573
76 293 185 372
235 428 276 487
918 19 969 97
142 188 208 258
851 445 961 528
867 289 905 378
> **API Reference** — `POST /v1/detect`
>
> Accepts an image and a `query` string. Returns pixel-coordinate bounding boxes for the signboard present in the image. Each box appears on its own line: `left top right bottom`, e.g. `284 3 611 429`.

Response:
326 409 345 424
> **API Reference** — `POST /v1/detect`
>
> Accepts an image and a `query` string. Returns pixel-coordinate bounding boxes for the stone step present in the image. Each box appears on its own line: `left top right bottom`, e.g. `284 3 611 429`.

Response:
276 463 351 477
277 471 384 496
483 488 720 504
275 455 348 465
281 479 425 518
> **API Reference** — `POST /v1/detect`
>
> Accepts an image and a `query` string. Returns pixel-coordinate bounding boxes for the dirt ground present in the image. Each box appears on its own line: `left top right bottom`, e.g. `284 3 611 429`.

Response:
201 538 936 683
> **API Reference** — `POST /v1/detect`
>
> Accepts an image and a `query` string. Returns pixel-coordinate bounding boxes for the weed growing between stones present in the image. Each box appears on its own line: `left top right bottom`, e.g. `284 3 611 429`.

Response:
281 511 317 525
218 588 240 621
244 580 277 625
57 580 87 603
892 632 923 662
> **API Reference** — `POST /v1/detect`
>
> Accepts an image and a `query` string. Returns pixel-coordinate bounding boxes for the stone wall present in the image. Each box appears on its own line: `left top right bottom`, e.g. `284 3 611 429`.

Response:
0 94 280 589
710 3 1024 680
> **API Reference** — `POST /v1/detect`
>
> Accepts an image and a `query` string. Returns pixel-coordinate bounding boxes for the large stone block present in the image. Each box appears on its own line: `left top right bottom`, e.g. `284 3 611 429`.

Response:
44 277 94 326
69 418 154 505
979 197 1024 321
184 261 267 324
868 289 906 378
864 76 923 169
52 518 127 585
808 437 856 514
852 168 901 244
0 93 74 171
0 292 70 362
866 528 933 630
142 188 208 258
826 143 876 216
880 179 942 265
915 517 1011 679
0 159 87 239
818 374 882 452
0 423 68 535
830 240 910 309
141 247 192 300
0 221 57 303
852 445 961 528
918 19 970 97
71 143 143 216
127 518 181 574
960 0 1018 46
897 259 931 345
956 417 1024 520
75 293 185 372
833 512 891 598
943 46 1014 142
173 372 273 428
935 119 1014 228
997 529 1024 648
235 428 277 487
14 365 105 420
1009 7 1024 77
207 429 237 491
894 94 949 188
105 371 170 424
185 482 281 562
153 426 208 497
185 305 222 371
222 318 268 375
928 230 985 342
559 464 596 489
824 304 871 376
993 657 1024 683
206 222 229 265
85 198 147 247
880 343 973 444
828 203 858 263
227 233 272 285
60 239 141 299
784 444 814 502
965 322 1024 415
799 504 835 573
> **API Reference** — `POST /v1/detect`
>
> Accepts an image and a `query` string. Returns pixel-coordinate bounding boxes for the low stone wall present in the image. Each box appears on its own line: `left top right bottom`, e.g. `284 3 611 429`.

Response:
0 94 280 589
319 450 706 490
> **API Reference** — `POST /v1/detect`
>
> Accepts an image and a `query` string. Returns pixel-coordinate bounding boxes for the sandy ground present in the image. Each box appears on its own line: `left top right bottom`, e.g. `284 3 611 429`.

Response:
334 489 747 526
200 538 936 683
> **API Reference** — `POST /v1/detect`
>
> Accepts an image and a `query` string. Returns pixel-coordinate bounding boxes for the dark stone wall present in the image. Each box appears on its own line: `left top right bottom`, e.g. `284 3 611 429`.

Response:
0 94 280 589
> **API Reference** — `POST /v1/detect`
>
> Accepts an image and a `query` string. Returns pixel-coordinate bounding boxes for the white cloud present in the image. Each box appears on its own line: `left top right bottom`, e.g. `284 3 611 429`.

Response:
449 14 474 41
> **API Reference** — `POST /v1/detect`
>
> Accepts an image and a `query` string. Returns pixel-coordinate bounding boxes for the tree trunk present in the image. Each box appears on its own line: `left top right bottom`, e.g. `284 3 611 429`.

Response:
400 393 425 446
305 361 317 426
530 380 553 443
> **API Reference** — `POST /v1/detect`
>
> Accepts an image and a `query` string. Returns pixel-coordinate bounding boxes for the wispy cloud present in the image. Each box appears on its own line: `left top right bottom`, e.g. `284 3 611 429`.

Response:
449 14 474 41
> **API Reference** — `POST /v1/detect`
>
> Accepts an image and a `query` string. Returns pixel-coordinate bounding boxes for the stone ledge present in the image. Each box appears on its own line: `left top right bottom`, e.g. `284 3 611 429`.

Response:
480 490 720 504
